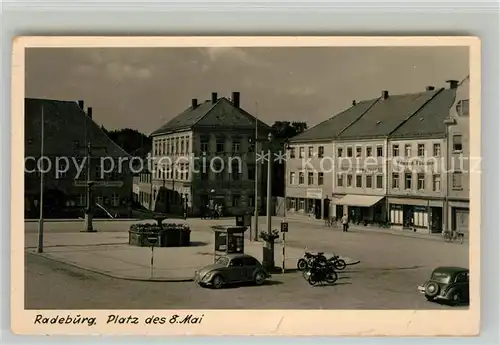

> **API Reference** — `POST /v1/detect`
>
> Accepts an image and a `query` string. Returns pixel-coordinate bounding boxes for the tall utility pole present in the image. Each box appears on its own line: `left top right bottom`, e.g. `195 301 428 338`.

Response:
266 132 273 236
37 105 45 253
253 102 259 241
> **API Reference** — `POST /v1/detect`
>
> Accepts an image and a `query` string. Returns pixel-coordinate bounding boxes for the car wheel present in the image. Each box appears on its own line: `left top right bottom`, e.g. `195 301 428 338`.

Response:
254 271 266 285
297 259 308 271
211 275 224 289
450 291 461 304
334 259 347 271
425 282 439 297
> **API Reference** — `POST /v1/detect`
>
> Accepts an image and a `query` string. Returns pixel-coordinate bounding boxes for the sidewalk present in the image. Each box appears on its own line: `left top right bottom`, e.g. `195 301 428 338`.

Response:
272 214 461 242
25 229 359 282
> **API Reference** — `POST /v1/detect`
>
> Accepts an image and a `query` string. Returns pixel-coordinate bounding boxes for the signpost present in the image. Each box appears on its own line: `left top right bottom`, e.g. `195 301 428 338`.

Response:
280 221 288 273
146 234 159 279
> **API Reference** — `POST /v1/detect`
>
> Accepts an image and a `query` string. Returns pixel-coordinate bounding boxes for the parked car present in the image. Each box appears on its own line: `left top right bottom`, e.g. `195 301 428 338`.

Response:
417 266 469 305
194 253 271 289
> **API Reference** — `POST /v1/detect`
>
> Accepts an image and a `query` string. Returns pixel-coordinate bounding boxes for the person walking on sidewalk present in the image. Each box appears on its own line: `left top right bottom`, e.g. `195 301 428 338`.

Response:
341 214 349 232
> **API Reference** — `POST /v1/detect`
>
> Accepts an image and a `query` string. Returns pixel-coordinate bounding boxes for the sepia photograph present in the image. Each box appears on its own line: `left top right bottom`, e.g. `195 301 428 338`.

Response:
12 37 480 335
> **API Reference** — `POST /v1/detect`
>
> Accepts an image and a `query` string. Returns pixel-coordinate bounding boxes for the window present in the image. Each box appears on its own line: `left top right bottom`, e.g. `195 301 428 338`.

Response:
405 173 412 189
337 174 343 187
366 146 373 157
230 258 244 267
433 143 441 156
318 146 324 158
248 196 254 207
452 172 462 189
308 146 314 158
418 174 425 190
179 139 184 154
356 175 362 188
347 147 353 157
308 172 314 185
216 139 225 154
232 140 241 153
347 174 353 187
242 257 259 266
392 173 399 189
111 194 120 207
232 194 241 207
376 146 383 157
200 140 209 153
175 138 179 154
318 172 324 185
405 144 412 157
299 147 305 158
77 194 85 206
433 174 441 192
376 175 383 189
453 135 463 152
337 147 343 157
231 164 241 181
392 145 399 157
299 172 304 184
94 164 101 179
418 144 425 157
456 99 470 117
247 166 255 180
290 148 296 158
289 172 296 184
455 272 469 283
214 162 223 181
366 175 373 188
96 196 104 205
356 147 362 158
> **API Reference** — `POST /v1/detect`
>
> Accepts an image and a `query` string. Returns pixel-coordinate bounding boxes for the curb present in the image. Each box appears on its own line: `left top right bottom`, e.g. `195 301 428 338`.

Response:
26 251 194 282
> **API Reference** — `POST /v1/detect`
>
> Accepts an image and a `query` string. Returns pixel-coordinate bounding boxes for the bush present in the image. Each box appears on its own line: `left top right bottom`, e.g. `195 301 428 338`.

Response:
129 223 190 232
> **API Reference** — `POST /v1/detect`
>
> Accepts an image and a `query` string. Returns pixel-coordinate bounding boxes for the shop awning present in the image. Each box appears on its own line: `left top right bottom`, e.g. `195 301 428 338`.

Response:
334 195 384 207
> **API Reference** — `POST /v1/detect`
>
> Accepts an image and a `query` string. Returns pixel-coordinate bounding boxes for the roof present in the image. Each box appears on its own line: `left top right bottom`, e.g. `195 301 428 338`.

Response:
151 97 270 136
25 98 130 158
224 253 257 259
338 90 441 139
389 88 457 139
432 266 469 274
289 99 377 143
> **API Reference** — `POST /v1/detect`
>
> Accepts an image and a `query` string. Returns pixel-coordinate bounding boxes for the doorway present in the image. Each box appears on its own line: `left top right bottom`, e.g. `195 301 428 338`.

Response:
402 205 414 229
430 207 443 233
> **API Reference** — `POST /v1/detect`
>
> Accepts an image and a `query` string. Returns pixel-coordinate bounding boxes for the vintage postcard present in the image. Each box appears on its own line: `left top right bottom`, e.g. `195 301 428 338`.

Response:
12 36 481 336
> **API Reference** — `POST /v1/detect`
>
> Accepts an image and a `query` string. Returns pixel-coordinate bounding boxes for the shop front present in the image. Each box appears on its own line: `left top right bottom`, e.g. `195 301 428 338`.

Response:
388 197 444 233
448 200 469 234
333 194 386 225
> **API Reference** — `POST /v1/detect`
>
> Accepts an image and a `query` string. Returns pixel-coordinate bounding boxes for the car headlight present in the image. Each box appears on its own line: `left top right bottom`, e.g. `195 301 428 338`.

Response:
202 272 213 281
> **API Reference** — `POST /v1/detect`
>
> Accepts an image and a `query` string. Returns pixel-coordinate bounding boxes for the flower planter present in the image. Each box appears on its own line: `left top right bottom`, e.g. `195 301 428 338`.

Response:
128 223 191 247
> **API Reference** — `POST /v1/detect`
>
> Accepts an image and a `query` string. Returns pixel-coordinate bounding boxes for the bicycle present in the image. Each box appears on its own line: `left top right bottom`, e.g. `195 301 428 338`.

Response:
324 218 336 227
442 230 465 244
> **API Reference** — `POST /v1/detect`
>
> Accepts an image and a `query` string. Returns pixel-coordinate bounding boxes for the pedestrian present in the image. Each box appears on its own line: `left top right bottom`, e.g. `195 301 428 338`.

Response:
341 214 349 232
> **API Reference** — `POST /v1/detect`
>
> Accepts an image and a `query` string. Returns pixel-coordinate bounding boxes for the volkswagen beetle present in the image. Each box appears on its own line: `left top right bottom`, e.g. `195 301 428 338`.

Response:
417 266 469 305
194 253 271 289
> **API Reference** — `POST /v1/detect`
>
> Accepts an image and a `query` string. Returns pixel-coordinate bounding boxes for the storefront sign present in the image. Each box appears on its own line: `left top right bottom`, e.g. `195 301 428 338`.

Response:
394 158 435 166
306 188 322 199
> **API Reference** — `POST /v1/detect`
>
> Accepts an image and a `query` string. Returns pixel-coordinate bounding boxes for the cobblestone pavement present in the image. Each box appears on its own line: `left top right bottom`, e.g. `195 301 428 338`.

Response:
26 253 467 310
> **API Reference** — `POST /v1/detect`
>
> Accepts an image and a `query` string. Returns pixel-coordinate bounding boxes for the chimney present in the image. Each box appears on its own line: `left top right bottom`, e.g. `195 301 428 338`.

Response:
232 91 240 108
87 107 93 119
211 92 218 104
352 100 356 106
446 79 459 89
426 86 435 91
191 98 198 109
78 100 84 110
381 90 389 100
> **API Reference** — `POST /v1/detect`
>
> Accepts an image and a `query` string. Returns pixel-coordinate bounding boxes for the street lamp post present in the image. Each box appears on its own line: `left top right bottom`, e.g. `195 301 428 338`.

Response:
266 132 273 236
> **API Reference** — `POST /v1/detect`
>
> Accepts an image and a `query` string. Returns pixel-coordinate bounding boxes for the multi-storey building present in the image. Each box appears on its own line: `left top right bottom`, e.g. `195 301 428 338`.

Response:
286 100 373 219
285 80 465 233
444 76 470 234
387 83 458 233
148 92 271 216
24 98 133 218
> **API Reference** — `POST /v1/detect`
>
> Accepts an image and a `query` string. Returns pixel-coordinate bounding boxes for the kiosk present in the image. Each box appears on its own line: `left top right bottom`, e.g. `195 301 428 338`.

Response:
211 225 248 263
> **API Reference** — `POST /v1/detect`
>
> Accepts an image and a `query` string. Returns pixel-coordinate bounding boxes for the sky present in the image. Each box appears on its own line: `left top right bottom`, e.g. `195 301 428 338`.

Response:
25 46 469 134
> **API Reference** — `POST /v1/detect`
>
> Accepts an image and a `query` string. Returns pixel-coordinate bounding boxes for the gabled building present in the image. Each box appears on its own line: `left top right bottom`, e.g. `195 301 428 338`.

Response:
285 79 465 234
24 98 132 218
149 92 272 216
